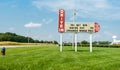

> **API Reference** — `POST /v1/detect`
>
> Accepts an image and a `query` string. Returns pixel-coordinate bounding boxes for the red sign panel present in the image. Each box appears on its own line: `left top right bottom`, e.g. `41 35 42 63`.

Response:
58 9 65 33
94 22 100 33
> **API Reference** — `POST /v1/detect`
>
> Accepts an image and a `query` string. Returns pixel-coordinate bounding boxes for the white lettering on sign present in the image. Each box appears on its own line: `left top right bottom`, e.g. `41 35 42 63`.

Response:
58 9 65 33
60 21 63 24
60 10 64 13
60 14 64 17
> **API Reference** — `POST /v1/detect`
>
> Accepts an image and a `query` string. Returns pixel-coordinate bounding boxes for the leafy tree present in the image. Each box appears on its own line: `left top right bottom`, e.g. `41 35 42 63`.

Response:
81 40 89 44
92 41 98 44
52 40 58 44
98 41 111 45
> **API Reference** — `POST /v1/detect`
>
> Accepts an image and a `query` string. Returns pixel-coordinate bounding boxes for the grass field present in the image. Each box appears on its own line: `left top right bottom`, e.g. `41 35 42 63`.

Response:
0 46 120 70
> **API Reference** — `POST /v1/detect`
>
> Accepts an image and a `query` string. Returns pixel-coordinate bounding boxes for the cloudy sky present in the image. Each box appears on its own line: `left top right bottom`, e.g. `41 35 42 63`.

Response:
0 0 120 42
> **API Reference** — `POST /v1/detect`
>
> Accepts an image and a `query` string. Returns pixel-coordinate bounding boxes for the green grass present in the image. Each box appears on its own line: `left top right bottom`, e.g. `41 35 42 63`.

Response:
0 46 120 70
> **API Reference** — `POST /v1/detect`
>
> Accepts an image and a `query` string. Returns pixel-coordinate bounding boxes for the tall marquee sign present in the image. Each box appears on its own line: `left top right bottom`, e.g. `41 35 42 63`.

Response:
58 9 100 52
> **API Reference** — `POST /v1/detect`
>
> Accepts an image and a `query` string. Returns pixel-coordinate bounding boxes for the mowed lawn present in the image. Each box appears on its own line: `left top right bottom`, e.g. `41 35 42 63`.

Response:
0 46 120 70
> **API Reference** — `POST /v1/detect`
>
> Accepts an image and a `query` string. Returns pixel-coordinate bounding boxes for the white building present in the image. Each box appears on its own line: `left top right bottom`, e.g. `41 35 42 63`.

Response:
111 36 120 44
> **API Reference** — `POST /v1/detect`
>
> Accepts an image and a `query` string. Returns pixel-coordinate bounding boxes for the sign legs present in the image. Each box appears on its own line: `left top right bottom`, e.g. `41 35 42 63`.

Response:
72 33 75 48
75 33 77 52
90 34 92 52
59 33 93 53
60 33 63 52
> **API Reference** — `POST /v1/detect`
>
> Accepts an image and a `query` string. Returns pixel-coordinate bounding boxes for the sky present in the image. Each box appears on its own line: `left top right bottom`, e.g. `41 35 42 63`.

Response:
0 0 120 42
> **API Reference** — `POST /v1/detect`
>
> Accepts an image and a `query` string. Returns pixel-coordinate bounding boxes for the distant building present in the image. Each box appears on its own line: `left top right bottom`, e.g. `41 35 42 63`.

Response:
111 36 120 44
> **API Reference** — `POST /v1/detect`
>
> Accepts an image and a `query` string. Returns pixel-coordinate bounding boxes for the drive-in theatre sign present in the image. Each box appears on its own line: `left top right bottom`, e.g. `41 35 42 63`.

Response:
58 9 100 52
65 22 100 33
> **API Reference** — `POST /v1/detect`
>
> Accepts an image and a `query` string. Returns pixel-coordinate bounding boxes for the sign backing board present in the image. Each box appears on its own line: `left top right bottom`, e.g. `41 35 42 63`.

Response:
65 22 100 33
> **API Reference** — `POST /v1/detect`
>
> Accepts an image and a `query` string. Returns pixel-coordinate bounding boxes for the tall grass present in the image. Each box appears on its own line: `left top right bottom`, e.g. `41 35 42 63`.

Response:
0 41 20 45
0 41 57 47
0 46 120 70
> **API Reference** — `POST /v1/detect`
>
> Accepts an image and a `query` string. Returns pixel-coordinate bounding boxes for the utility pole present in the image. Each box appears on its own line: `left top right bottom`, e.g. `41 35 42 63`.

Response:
72 9 76 48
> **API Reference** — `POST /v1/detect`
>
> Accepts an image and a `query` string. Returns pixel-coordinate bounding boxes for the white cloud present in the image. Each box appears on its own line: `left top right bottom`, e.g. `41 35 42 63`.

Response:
33 0 109 12
24 22 42 28
33 0 76 12
33 0 120 20
42 19 53 24
92 30 114 41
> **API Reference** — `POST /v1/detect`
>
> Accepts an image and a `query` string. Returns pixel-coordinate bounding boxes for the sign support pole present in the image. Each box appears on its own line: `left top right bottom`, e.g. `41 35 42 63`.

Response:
90 33 92 52
60 33 63 52
72 33 75 48
72 10 76 48
75 33 77 52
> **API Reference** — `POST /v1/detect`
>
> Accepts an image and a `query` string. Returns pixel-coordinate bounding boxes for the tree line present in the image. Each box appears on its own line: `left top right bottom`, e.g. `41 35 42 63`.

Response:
63 40 111 46
0 32 113 46
0 32 58 44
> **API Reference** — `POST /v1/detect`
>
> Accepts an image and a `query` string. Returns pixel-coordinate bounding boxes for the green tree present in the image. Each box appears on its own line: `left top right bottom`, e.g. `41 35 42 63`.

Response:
81 40 89 44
